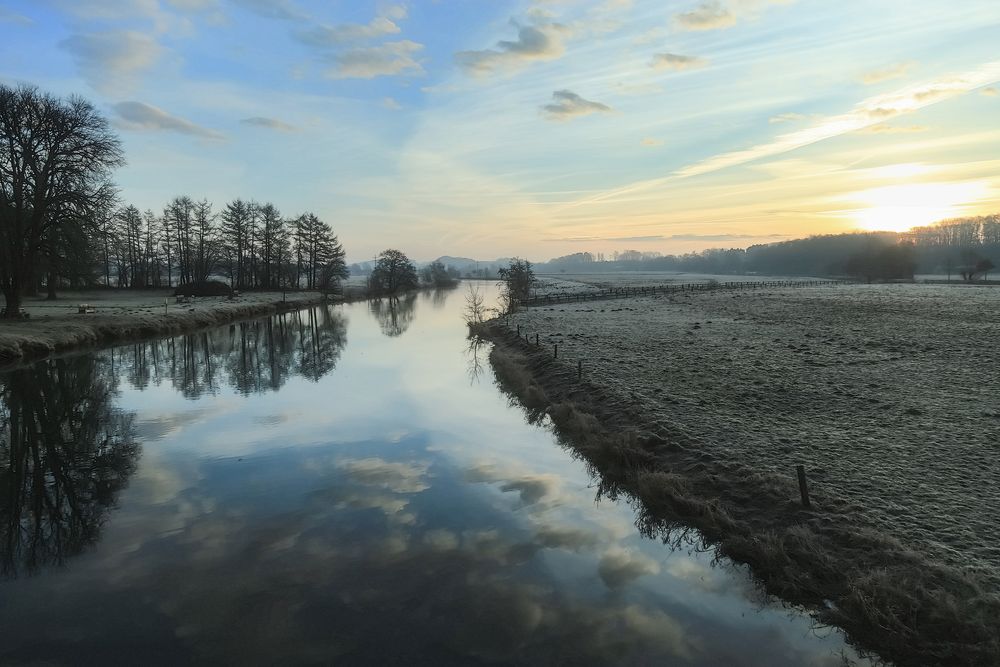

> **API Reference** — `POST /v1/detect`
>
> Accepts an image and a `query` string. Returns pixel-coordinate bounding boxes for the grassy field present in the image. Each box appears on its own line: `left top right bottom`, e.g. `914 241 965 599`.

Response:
488 281 1000 666
0 290 325 368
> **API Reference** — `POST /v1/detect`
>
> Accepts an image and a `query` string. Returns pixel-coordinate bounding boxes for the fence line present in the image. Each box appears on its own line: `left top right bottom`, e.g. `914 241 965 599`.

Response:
519 279 851 308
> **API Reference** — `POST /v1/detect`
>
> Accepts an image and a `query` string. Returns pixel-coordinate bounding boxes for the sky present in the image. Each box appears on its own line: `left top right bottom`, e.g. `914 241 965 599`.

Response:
1 0 999 263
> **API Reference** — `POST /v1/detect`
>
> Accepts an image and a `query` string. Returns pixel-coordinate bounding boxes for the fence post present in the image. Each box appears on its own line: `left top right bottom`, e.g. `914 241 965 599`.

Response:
535 333 539 347
553 344 558 358
796 465 811 508
577 359 582 380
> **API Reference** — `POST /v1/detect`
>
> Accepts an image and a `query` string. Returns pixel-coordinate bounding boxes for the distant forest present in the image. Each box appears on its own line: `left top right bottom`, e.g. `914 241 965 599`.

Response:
538 215 1000 281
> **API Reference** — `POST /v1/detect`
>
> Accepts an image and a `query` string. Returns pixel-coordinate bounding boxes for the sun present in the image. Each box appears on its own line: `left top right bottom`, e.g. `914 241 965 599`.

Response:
849 181 989 233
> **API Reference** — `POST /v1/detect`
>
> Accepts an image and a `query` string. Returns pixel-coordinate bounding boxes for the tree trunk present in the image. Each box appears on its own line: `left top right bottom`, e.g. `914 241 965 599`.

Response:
46 269 58 300
3 281 22 318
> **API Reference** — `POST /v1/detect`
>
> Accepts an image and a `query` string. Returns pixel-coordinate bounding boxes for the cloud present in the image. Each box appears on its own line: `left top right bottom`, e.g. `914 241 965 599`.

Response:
229 0 305 20
673 1 735 30
545 233 786 242
499 475 561 506
641 137 664 147
672 0 791 31
769 112 806 123
113 101 225 140
651 53 708 71
59 31 163 93
534 526 599 552
861 61 914 85
327 40 424 79
597 547 660 588
542 90 612 120
0 8 32 24
858 123 929 134
240 116 297 131
675 62 1000 178
983 86 999 97
164 0 218 9
296 16 401 47
337 457 430 494
382 97 402 110
456 21 567 77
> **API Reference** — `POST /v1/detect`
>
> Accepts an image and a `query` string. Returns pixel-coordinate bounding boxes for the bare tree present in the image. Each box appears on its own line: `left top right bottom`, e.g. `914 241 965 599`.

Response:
0 84 123 316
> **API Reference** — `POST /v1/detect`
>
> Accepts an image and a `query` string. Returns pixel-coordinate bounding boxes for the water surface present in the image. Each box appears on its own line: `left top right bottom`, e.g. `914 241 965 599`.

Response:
0 286 870 665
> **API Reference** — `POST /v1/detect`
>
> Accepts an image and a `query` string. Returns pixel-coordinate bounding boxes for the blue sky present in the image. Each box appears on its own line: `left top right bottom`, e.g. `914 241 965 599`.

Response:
1 0 999 262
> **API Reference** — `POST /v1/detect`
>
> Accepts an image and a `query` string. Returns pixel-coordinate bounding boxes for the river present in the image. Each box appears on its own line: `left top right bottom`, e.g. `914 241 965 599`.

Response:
0 284 871 665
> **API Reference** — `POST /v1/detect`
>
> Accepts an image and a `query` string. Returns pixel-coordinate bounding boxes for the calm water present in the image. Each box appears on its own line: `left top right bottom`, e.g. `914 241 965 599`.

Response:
0 285 870 666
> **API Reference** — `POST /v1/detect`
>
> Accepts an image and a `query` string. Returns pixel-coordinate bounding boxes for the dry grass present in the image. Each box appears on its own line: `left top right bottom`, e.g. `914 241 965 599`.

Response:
482 320 1000 667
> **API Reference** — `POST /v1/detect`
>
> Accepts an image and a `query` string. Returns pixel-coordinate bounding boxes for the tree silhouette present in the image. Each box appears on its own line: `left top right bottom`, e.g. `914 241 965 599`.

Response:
0 84 124 315
369 249 418 296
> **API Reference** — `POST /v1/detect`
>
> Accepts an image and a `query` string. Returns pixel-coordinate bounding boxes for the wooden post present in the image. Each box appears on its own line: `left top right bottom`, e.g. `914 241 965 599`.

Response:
577 359 582 379
553 344 558 358
796 465 811 508
517 324 521 336
535 333 539 347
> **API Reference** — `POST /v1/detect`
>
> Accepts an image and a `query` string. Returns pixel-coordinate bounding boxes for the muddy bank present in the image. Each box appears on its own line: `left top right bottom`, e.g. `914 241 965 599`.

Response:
478 306 1000 667
0 294 327 370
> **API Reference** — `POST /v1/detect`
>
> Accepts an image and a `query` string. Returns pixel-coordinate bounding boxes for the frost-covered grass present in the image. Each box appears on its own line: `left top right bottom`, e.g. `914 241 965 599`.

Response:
0 290 325 367
533 271 832 296
488 282 1000 666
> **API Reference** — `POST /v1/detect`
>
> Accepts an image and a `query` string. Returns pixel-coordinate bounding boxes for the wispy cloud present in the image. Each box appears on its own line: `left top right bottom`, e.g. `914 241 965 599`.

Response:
673 1 735 30
456 20 567 77
240 116 297 131
983 86 999 97
0 7 32 24
859 123 928 134
114 101 225 140
327 40 424 79
860 61 914 85
229 0 305 21
296 15 401 47
651 52 708 71
641 137 664 147
565 61 1000 207
59 31 163 93
769 112 807 123
677 62 1000 177
673 0 792 32
546 233 787 242
542 90 612 120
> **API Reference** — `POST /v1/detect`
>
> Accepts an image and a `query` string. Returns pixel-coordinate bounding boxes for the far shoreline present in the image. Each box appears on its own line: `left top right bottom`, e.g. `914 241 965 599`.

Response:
0 284 460 372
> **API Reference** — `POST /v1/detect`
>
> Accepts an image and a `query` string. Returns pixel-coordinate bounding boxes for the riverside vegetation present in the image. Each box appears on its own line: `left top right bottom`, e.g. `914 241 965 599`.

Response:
471 275 1000 667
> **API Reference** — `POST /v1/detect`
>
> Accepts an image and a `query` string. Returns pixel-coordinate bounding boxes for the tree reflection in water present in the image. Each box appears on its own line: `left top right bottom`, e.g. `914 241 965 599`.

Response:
369 294 417 337
111 304 348 397
0 305 349 577
0 355 139 578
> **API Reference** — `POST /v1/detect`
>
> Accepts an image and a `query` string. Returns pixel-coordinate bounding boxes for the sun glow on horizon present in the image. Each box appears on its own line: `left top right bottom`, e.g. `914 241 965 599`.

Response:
846 181 991 233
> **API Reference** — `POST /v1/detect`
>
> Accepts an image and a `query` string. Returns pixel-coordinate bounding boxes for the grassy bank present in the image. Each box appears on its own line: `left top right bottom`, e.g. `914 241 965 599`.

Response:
477 299 1000 666
0 290 329 369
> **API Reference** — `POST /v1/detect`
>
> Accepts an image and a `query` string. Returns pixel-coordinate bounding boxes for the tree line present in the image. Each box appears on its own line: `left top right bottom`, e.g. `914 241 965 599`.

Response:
539 215 1000 282
97 198 347 292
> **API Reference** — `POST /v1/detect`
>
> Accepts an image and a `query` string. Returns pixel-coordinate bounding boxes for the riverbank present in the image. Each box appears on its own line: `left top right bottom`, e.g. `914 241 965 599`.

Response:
478 282 1000 667
0 290 328 369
